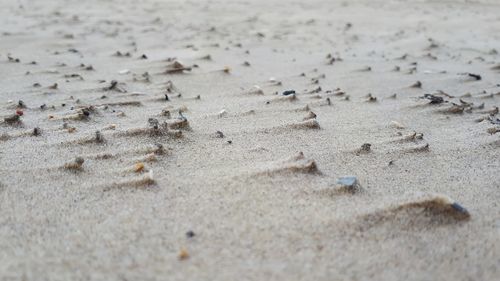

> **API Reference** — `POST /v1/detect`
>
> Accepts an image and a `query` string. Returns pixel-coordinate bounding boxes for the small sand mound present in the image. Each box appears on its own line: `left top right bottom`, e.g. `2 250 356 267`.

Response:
257 152 320 176
268 94 297 103
289 119 320 130
356 194 470 231
241 86 264 95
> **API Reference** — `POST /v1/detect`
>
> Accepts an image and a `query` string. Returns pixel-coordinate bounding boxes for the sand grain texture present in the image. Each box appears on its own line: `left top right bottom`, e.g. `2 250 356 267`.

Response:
1 0 500 280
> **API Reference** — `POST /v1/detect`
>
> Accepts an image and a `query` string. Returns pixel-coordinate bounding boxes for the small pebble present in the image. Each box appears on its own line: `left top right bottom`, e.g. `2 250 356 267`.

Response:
134 162 145 173
336 176 361 193
178 248 189 260
282 90 296 96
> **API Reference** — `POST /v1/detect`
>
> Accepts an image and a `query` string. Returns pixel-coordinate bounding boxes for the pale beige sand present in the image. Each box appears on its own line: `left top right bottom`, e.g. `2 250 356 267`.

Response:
1 0 500 280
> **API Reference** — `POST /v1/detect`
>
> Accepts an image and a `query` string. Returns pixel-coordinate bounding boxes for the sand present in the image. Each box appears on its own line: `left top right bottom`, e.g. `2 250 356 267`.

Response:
1 0 499 280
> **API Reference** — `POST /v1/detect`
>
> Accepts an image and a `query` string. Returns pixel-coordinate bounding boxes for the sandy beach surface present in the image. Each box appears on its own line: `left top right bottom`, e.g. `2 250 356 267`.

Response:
1 0 499 280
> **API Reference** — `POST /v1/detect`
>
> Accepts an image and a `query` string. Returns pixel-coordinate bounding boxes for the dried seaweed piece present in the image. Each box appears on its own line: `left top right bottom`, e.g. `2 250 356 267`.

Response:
467 73 481 80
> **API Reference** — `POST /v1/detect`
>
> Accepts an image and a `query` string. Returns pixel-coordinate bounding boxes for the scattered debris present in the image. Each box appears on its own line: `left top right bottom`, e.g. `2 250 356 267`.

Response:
94 130 105 143
390 121 405 129
365 93 377 102
360 143 372 152
410 81 422 88
103 80 127 93
421 94 444 104
33 127 41 136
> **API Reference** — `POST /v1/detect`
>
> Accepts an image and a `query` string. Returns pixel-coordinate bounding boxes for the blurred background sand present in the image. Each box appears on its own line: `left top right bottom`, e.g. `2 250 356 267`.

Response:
0 0 499 280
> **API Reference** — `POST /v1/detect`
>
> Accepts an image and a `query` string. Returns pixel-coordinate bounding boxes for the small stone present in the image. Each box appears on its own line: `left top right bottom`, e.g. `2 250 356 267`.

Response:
18 100 26 108
95 130 104 143
148 118 160 130
422 94 444 104
410 81 422 88
336 176 361 193
218 109 228 118
178 248 189 260
134 162 145 173
361 143 371 152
